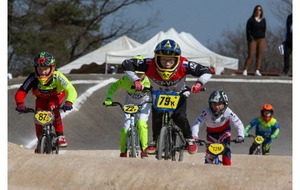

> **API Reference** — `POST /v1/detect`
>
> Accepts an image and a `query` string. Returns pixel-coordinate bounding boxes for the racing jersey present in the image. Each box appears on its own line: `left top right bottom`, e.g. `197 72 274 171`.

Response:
15 70 77 104
191 107 245 138
106 75 151 103
122 56 212 93
245 116 280 138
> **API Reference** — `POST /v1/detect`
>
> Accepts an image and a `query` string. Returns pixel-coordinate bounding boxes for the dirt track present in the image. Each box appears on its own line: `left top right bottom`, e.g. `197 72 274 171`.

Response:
8 74 293 189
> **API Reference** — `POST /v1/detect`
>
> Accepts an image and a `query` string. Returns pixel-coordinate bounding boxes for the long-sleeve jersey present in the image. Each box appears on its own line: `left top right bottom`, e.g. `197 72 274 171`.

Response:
245 116 280 138
122 57 212 93
15 70 77 104
191 107 244 138
106 75 151 103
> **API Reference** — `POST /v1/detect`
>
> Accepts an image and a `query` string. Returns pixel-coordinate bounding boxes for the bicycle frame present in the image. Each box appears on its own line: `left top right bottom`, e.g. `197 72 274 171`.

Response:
22 108 59 154
247 134 265 155
153 90 186 162
104 101 152 158
195 139 236 165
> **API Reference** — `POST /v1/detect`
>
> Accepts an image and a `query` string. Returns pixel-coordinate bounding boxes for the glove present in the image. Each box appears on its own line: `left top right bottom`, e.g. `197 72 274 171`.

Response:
244 132 249 137
16 103 26 112
235 136 244 143
104 98 112 106
271 134 277 139
62 101 73 112
191 82 202 93
134 80 144 91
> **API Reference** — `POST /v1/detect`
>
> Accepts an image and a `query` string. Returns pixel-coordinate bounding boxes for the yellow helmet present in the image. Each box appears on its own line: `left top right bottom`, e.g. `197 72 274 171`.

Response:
154 39 181 80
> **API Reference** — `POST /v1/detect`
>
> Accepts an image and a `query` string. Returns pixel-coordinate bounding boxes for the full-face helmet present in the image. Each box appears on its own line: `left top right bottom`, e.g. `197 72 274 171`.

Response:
260 104 274 122
33 52 56 85
154 39 181 80
208 90 229 118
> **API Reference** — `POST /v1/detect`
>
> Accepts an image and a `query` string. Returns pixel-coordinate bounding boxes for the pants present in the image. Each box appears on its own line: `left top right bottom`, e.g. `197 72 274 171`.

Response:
35 92 65 139
283 42 292 74
243 38 266 71
151 95 192 142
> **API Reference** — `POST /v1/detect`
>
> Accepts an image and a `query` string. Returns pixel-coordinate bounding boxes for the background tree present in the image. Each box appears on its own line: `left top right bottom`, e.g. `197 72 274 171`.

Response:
8 0 156 77
208 0 292 74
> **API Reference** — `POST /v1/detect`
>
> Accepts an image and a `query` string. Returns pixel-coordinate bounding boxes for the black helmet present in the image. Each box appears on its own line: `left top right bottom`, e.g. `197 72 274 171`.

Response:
208 90 228 117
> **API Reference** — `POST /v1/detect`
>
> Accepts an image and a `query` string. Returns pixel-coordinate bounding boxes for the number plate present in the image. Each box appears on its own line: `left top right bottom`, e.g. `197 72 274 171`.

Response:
156 94 180 110
254 136 264 144
123 104 139 114
208 143 225 155
34 111 54 125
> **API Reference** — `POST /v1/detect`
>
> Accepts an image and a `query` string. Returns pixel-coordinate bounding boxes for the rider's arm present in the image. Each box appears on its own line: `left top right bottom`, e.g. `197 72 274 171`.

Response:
15 73 37 105
191 109 207 138
184 60 212 85
122 58 148 82
55 71 77 104
227 108 245 138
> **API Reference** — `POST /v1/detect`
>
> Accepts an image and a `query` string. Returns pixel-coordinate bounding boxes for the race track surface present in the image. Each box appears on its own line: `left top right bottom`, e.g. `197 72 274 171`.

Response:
8 74 293 189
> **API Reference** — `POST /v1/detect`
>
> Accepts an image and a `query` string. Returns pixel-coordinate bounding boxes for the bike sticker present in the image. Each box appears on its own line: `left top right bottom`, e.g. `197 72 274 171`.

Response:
156 94 180 109
208 143 225 155
123 104 139 114
254 136 264 144
34 111 54 125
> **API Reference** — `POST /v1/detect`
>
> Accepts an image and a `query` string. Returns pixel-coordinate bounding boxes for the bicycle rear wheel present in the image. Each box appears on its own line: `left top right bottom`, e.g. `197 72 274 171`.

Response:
157 126 170 160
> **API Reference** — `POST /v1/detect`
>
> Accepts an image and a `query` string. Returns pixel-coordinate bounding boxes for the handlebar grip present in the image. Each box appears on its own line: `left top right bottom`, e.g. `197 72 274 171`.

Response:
201 87 207 91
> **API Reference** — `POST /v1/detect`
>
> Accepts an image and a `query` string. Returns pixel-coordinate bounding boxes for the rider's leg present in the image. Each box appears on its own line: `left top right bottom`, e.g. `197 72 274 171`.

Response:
120 128 128 157
137 119 148 151
249 143 258 154
262 142 271 155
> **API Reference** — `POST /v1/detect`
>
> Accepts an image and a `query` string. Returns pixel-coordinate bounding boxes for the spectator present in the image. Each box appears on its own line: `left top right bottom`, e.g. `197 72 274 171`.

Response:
282 13 292 76
242 5 266 76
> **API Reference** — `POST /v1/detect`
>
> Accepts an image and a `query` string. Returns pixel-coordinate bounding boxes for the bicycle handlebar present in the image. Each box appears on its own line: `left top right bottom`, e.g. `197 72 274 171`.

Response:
18 107 64 114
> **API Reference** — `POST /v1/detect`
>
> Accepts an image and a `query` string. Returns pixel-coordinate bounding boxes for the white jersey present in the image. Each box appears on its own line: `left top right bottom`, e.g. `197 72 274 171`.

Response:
191 107 244 138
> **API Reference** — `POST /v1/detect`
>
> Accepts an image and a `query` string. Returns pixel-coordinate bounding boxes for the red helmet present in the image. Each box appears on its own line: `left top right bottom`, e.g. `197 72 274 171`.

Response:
260 104 274 122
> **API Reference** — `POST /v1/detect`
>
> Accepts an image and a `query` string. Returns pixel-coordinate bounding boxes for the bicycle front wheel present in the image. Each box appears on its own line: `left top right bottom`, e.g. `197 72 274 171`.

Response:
127 127 138 158
157 126 170 160
39 136 52 154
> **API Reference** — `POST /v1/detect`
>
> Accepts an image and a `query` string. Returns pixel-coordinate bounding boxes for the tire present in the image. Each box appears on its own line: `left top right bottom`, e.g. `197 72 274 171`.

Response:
128 127 137 158
157 126 169 160
51 133 59 154
39 136 51 154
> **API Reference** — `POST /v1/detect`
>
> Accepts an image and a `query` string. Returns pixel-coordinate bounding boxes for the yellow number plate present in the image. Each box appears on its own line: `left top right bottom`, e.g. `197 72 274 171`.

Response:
123 104 139 114
34 111 53 125
254 135 264 144
208 143 225 155
156 94 180 110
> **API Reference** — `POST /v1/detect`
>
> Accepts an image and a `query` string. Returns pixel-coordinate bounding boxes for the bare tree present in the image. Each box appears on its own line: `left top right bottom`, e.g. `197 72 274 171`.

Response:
8 0 157 77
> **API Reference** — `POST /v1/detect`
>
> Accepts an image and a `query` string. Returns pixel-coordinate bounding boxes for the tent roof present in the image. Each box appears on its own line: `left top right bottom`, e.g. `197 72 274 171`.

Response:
58 35 141 74
105 28 238 74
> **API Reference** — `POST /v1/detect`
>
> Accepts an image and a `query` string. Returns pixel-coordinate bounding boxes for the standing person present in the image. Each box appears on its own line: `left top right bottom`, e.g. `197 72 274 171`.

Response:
191 90 244 166
15 52 77 152
242 5 266 76
122 39 212 154
244 104 280 155
282 13 292 76
104 55 152 158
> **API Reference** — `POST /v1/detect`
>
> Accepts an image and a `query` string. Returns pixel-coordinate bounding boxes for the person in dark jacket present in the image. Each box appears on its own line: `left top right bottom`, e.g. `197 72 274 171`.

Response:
242 5 266 76
282 13 292 75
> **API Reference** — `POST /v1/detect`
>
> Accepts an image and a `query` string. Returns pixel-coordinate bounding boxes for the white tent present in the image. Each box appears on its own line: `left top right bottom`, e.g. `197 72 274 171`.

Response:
58 35 141 74
105 28 238 74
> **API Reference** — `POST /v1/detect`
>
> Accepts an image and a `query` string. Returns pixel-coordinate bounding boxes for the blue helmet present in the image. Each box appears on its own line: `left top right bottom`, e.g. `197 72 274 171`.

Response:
154 39 181 80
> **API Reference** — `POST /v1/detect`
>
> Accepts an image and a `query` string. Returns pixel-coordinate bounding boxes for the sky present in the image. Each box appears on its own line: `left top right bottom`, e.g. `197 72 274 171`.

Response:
122 0 292 47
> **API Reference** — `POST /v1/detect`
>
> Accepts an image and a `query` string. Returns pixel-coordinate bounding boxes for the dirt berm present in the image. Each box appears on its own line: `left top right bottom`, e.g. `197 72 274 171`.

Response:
8 74 293 189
